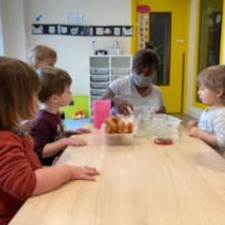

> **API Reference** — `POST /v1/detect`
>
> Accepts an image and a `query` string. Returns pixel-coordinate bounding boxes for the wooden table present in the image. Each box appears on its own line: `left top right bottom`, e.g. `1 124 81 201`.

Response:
10 127 225 225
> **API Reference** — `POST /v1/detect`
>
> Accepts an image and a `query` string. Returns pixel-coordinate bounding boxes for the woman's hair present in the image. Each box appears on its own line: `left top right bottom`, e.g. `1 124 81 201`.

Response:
145 42 154 50
28 45 57 68
37 67 72 103
0 57 40 130
197 65 225 96
132 49 159 74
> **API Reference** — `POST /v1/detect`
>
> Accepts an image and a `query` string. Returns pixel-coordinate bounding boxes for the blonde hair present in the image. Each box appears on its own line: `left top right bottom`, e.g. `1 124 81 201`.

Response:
37 67 72 103
28 45 57 69
0 57 40 130
197 65 225 97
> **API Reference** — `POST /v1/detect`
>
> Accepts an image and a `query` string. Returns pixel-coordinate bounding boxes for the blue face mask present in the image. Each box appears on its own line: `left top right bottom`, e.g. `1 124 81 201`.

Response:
132 74 152 88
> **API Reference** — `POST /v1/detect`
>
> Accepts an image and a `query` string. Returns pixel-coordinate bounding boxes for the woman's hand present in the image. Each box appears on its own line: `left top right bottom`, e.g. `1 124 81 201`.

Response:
113 95 133 115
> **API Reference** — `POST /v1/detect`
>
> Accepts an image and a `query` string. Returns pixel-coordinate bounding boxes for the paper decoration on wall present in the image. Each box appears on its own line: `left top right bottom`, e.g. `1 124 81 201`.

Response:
32 24 133 37
35 15 43 23
136 5 150 50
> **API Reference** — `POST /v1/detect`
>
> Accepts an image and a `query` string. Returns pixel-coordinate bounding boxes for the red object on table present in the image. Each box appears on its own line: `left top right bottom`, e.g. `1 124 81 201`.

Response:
154 138 173 145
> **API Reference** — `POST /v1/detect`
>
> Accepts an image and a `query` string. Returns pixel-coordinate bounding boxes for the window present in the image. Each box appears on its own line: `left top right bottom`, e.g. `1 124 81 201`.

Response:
198 0 222 72
150 12 171 85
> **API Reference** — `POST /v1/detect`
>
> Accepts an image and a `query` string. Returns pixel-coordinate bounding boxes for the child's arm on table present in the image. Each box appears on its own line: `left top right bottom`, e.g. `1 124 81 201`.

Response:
187 120 198 129
42 137 87 158
189 126 218 148
64 128 91 136
33 164 99 195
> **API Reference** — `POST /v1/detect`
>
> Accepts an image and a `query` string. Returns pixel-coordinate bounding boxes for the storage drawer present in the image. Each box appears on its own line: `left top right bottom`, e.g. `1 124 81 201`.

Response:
90 89 106 96
90 67 109 75
90 82 110 89
111 67 130 75
90 75 109 82
111 75 123 81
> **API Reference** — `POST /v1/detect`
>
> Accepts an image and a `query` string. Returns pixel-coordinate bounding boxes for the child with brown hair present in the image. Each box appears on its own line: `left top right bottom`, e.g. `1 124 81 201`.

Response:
28 44 57 69
188 65 225 155
30 67 90 166
0 57 99 225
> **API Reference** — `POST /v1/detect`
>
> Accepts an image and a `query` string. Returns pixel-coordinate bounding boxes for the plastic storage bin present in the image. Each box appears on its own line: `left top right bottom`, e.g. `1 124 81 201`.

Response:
90 67 109 75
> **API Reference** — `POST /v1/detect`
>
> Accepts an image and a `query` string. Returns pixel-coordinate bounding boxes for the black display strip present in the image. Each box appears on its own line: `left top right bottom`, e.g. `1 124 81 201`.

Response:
32 24 133 37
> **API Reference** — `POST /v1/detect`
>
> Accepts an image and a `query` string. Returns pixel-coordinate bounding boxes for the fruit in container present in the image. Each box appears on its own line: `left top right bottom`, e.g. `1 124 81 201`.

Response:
104 116 133 134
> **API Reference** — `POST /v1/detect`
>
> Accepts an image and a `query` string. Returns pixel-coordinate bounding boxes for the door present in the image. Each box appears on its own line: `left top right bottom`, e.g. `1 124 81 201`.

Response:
132 0 189 113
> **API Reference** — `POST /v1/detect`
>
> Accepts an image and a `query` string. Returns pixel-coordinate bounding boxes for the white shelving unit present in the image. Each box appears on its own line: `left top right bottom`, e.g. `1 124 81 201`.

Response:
89 55 132 117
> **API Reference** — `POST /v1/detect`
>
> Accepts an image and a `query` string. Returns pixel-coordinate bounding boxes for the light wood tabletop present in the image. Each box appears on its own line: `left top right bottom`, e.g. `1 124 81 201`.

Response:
10 127 225 225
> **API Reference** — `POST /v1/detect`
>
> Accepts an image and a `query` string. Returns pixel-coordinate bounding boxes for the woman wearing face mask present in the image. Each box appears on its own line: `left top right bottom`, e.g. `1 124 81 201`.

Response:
102 48 166 115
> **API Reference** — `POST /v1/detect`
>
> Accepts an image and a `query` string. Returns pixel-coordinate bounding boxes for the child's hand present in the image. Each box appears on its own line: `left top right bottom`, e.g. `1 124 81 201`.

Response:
69 166 100 181
189 126 202 138
65 128 91 136
187 120 198 129
73 128 92 134
66 137 87 147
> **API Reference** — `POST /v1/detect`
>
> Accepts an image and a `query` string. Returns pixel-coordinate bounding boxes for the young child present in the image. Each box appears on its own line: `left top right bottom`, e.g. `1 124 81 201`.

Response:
188 65 225 155
28 44 57 69
28 44 73 114
30 67 90 166
0 57 99 225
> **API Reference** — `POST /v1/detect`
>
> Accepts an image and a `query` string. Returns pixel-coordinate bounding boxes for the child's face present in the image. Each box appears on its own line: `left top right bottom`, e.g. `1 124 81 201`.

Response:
37 57 56 68
31 95 40 118
198 84 221 106
57 86 72 107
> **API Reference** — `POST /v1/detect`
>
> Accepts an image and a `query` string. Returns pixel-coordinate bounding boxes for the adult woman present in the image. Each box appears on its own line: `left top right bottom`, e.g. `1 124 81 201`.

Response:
102 48 166 115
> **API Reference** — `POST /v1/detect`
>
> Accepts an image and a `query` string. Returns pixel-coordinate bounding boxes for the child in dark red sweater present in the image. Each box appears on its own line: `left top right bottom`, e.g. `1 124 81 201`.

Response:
0 57 99 225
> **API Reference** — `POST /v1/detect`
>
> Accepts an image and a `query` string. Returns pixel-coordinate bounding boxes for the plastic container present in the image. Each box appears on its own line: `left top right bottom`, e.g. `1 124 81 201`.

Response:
133 106 154 137
152 114 181 144
101 115 134 145
92 100 111 129
103 133 134 145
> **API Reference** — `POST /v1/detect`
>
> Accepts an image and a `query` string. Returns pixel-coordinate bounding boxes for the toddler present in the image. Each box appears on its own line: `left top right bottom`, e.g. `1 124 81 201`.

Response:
28 44 57 69
0 57 99 224
188 65 225 155
30 66 91 166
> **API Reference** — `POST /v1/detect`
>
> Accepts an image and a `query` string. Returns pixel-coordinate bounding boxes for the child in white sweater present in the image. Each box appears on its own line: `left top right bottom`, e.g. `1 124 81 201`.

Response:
188 65 225 155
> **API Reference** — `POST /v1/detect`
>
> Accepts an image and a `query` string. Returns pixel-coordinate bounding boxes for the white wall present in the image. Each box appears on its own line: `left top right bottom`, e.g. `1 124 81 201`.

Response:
23 0 131 95
1 0 27 59
0 0 207 118
0 0 4 55
186 0 203 118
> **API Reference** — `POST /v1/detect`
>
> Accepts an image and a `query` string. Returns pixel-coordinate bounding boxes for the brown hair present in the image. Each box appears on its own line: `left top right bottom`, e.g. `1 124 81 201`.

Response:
132 49 158 74
37 67 72 103
28 45 57 68
0 57 40 130
197 65 225 97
